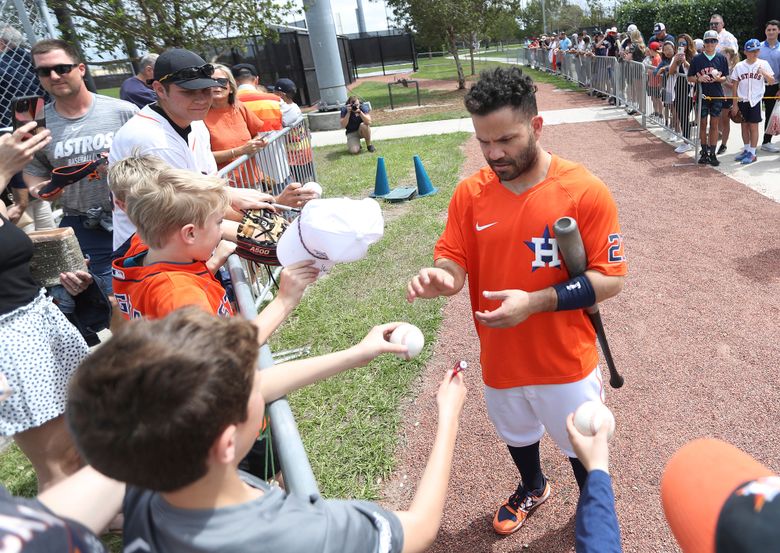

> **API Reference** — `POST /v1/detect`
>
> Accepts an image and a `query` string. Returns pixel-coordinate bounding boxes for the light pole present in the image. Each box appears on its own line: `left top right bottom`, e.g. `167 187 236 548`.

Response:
541 0 547 34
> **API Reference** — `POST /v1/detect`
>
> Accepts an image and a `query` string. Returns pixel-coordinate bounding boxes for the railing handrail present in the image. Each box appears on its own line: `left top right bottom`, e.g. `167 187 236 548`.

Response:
226 254 321 501
217 121 300 178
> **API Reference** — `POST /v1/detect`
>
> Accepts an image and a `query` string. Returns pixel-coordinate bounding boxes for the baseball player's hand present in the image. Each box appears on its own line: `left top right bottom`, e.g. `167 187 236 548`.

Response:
474 289 532 328
59 270 93 296
276 182 319 209
353 322 409 363
225 187 275 212
0 123 51 181
277 260 320 308
406 268 456 302
437 369 466 425
566 413 610 474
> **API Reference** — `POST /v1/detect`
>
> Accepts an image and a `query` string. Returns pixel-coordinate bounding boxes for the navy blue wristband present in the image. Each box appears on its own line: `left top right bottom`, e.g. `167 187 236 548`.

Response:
554 274 596 311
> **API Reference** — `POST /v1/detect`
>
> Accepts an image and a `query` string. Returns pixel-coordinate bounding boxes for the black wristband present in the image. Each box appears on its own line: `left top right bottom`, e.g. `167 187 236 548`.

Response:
553 274 596 311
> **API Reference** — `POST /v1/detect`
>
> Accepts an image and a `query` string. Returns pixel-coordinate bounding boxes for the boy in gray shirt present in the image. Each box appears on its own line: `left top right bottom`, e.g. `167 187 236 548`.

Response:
67 308 466 553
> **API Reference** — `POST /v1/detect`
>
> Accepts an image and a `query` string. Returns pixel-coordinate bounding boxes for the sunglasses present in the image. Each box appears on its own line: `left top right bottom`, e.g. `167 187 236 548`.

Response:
678 42 687 46
709 22 722 27
213 77 229 88
704 39 718 44
158 64 215 84
35 64 76 78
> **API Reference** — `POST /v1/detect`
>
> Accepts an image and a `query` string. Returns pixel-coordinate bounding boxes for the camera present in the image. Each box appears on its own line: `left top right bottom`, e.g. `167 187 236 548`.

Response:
351 103 360 112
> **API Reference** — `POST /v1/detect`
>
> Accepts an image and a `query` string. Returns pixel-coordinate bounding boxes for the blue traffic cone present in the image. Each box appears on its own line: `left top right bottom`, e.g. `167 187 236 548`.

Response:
413 155 438 197
371 156 390 198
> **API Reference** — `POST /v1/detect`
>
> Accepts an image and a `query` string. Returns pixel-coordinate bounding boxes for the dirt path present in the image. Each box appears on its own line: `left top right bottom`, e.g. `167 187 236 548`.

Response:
381 87 780 552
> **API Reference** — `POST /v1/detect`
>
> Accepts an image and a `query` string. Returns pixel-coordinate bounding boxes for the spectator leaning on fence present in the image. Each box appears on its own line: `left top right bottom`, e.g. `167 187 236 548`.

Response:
730 39 776 165
25 39 138 312
649 23 675 47
669 34 697 154
340 95 375 154
688 30 729 166
709 14 738 54
645 42 663 119
119 52 158 109
68 306 467 553
759 19 780 153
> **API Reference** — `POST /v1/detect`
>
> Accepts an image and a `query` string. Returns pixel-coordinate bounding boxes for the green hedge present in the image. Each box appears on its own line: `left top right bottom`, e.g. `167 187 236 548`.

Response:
616 0 759 47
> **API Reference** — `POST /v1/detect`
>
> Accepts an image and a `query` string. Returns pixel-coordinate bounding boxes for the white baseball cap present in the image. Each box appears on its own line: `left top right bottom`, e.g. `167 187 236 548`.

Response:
703 30 719 41
276 197 384 274
627 24 638 33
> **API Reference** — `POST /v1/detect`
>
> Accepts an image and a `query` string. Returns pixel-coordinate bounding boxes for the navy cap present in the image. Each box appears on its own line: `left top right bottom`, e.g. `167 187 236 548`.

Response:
153 49 220 89
274 78 297 95
232 63 258 78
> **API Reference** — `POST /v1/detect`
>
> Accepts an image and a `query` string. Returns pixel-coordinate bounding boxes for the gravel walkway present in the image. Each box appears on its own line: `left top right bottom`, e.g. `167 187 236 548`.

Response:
381 87 780 552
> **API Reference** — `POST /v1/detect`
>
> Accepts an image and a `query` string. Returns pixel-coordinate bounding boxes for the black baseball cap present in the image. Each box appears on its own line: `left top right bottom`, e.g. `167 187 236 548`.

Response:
274 78 296 95
232 63 258 78
153 49 220 89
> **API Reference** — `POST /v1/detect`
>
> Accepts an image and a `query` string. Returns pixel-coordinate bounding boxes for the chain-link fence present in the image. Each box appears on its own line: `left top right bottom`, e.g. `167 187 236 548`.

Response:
0 0 56 128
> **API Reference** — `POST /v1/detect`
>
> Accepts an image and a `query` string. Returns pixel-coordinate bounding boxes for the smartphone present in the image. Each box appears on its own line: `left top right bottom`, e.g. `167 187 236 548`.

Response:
677 46 685 55
11 95 46 134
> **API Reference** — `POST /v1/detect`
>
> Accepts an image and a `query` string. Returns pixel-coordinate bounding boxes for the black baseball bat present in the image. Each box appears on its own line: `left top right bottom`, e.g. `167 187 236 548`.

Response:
553 216 624 389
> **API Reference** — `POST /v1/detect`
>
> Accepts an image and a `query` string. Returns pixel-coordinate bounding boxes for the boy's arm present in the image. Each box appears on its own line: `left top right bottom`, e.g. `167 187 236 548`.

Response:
252 260 320 345
258 322 408 402
37 466 125 535
393 371 466 553
567 415 623 553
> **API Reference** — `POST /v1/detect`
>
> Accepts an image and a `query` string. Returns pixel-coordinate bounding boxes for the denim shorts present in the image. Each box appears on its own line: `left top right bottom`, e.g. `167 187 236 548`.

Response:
700 99 723 118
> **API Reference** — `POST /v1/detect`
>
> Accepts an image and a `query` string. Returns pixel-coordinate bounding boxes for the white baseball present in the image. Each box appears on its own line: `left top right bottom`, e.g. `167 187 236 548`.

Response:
573 401 615 441
389 323 425 360
302 181 322 197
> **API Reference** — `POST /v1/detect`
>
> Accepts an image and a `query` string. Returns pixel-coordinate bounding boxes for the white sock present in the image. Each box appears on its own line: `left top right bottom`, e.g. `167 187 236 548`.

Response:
748 147 756 155
743 144 750 152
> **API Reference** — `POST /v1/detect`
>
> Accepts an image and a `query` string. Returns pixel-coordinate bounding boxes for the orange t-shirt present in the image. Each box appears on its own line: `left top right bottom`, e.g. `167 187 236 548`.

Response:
112 246 233 320
434 155 627 388
236 88 283 131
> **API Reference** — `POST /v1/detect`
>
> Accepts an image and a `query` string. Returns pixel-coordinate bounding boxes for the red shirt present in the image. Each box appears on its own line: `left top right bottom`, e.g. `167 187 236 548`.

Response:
434 156 627 388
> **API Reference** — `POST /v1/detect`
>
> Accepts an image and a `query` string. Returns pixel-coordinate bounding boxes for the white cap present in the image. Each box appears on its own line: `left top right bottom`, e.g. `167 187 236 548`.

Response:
694 38 704 50
277 197 384 274
627 24 638 33
703 29 719 41
608 26 618 34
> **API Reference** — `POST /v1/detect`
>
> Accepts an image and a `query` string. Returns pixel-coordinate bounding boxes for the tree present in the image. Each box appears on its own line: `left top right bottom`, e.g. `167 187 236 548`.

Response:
52 0 296 55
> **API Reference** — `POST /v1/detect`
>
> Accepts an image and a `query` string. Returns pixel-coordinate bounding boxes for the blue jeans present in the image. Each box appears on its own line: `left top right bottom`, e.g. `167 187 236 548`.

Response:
48 266 112 314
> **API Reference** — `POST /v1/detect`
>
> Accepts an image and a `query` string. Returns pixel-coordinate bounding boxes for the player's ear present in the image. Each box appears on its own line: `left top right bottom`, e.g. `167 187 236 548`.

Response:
530 115 544 137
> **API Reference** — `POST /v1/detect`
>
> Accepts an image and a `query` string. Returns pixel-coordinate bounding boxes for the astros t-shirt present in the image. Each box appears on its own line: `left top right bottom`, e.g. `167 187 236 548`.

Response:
434 155 627 388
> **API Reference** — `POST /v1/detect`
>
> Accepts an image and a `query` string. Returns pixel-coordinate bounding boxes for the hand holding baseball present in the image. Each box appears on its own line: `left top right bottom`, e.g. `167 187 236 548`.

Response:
389 323 425 360
566 412 611 474
406 268 457 302
354 322 409 363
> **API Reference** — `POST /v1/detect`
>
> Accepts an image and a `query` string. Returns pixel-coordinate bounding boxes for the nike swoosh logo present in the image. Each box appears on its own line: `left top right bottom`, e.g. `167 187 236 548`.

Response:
476 222 498 231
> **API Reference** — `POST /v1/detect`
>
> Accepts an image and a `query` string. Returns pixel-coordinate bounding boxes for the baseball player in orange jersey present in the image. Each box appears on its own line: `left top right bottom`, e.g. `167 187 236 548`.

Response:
407 67 627 536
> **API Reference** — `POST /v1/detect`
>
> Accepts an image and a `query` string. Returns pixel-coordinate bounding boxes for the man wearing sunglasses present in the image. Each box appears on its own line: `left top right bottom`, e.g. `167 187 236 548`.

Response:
709 14 738 54
23 39 138 318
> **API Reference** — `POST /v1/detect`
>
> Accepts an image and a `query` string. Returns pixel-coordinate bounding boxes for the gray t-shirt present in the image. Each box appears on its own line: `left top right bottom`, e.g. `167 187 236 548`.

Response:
123 472 404 553
25 93 137 216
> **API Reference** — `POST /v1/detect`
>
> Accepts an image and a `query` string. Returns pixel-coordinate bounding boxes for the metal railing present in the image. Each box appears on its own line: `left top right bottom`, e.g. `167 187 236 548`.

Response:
226 255 320 501
218 117 317 196
517 48 702 163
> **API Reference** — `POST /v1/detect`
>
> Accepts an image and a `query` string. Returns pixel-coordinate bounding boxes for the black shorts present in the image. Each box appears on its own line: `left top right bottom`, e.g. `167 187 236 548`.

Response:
700 99 723 118
738 101 762 124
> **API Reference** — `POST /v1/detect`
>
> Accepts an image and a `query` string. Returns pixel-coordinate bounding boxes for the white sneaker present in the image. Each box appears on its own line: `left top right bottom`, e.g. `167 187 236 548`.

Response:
675 143 693 153
760 143 780 153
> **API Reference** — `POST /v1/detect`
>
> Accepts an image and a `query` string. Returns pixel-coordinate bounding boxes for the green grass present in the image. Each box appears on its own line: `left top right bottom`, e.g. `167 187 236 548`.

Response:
274 132 469 499
0 444 37 497
350 81 445 110
97 87 121 99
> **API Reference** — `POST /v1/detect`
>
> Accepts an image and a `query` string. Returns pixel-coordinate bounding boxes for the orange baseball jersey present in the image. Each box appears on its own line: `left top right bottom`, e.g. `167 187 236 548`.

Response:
112 248 232 320
434 155 627 388
235 89 283 131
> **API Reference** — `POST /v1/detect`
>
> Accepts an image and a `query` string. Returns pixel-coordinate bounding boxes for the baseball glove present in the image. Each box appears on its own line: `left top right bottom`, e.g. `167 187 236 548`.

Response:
235 209 288 266
729 108 743 124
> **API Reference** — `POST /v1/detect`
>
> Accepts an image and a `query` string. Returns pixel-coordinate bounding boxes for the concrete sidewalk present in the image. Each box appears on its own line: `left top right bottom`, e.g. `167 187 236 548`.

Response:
311 105 630 147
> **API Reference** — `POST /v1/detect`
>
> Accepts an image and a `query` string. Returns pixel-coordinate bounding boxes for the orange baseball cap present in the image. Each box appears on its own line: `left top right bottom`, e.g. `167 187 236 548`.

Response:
661 438 780 553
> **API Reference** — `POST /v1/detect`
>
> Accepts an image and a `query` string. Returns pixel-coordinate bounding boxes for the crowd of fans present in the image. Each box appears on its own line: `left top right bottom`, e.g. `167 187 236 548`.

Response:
0 23 779 553
528 16 780 166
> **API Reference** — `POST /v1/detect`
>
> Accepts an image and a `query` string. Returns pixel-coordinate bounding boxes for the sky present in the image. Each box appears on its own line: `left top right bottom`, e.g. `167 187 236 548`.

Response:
288 0 398 35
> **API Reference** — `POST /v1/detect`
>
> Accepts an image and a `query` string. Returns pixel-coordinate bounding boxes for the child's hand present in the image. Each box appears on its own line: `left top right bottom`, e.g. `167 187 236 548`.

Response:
566 413 610 474
276 182 320 209
277 260 319 307
353 322 408 363
205 240 236 275
225 187 275 212
437 369 466 424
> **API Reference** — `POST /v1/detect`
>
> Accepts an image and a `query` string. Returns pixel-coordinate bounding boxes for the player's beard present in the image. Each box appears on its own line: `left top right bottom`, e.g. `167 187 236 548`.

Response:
487 131 539 183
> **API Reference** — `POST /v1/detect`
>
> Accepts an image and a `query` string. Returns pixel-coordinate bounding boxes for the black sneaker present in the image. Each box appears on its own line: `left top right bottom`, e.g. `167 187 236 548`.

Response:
717 144 727 155
698 148 710 164
708 152 720 166
367 145 376 153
